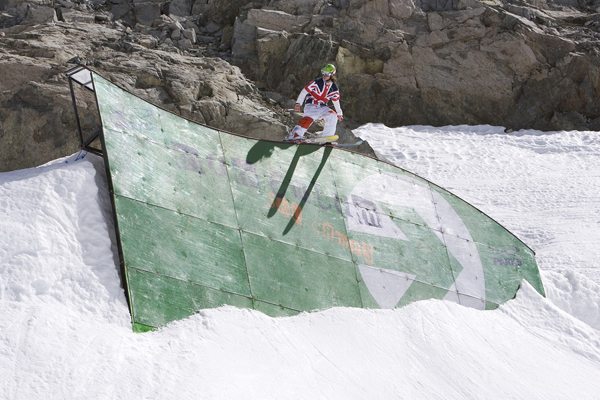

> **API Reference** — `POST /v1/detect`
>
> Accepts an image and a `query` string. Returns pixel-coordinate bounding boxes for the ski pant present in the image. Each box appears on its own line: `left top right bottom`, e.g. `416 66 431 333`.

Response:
288 104 338 139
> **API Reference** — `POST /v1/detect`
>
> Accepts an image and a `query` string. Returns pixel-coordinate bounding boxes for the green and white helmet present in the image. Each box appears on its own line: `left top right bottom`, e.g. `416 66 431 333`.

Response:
321 63 336 76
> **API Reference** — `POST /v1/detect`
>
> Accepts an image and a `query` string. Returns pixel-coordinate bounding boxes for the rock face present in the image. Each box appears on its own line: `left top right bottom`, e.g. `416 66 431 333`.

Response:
232 0 600 131
0 10 297 171
1 0 600 171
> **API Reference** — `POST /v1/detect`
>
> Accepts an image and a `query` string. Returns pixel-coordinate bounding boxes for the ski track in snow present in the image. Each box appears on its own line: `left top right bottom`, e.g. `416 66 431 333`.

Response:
1 126 600 399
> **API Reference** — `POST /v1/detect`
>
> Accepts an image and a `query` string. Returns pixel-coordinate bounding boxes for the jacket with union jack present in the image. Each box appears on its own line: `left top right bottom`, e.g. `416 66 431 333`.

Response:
296 77 343 116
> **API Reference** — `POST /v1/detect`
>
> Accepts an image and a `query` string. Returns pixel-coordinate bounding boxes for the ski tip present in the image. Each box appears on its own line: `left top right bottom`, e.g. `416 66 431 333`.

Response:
334 140 363 147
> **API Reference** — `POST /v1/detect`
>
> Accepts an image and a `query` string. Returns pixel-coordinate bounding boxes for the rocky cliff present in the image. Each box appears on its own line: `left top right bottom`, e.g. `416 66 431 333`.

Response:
1 0 600 171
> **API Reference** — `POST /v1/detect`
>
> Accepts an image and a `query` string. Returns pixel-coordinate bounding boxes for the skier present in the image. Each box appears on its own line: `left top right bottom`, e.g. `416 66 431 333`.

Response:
286 63 343 141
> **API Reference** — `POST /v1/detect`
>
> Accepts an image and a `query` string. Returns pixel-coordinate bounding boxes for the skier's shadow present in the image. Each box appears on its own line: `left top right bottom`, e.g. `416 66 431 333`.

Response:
246 141 332 235
245 141 294 164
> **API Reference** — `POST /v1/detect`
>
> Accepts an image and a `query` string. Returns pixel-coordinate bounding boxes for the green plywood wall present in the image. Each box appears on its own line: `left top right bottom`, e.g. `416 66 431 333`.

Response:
93 73 545 330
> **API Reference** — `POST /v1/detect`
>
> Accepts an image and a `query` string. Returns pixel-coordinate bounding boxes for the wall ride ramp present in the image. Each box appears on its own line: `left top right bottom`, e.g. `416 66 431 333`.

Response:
91 73 545 332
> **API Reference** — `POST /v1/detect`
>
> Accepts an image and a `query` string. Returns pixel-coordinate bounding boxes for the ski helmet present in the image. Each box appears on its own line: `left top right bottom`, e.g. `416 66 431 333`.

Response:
321 63 336 76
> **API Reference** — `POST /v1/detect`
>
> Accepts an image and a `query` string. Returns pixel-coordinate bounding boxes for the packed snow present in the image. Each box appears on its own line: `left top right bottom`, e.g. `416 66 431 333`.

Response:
1 125 600 399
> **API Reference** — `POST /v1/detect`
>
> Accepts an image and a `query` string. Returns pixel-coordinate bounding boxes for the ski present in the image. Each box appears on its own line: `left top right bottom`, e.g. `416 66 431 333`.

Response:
331 140 363 147
284 134 339 144
283 136 363 148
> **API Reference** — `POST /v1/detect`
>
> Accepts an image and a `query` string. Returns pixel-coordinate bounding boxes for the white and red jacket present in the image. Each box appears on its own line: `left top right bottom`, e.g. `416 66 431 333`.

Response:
296 77 343 116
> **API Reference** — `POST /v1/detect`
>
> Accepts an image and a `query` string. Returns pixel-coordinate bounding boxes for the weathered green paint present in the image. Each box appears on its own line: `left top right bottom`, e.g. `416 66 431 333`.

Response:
252 300 301 317
103 127 237 227
93 73 545 331
115 196 250 295
127 267 254 327
242 232 363 312
132 322 156 333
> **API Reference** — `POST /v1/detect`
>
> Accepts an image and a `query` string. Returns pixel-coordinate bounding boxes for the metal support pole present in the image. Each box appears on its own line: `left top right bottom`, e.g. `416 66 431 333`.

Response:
68 77 85 149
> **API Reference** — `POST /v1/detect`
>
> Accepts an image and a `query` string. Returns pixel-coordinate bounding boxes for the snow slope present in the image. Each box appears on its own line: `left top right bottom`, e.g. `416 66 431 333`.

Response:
1 125 600 399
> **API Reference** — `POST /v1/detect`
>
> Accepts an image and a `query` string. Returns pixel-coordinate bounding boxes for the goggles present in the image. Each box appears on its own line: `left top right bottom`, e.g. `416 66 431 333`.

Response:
321 70 333 77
